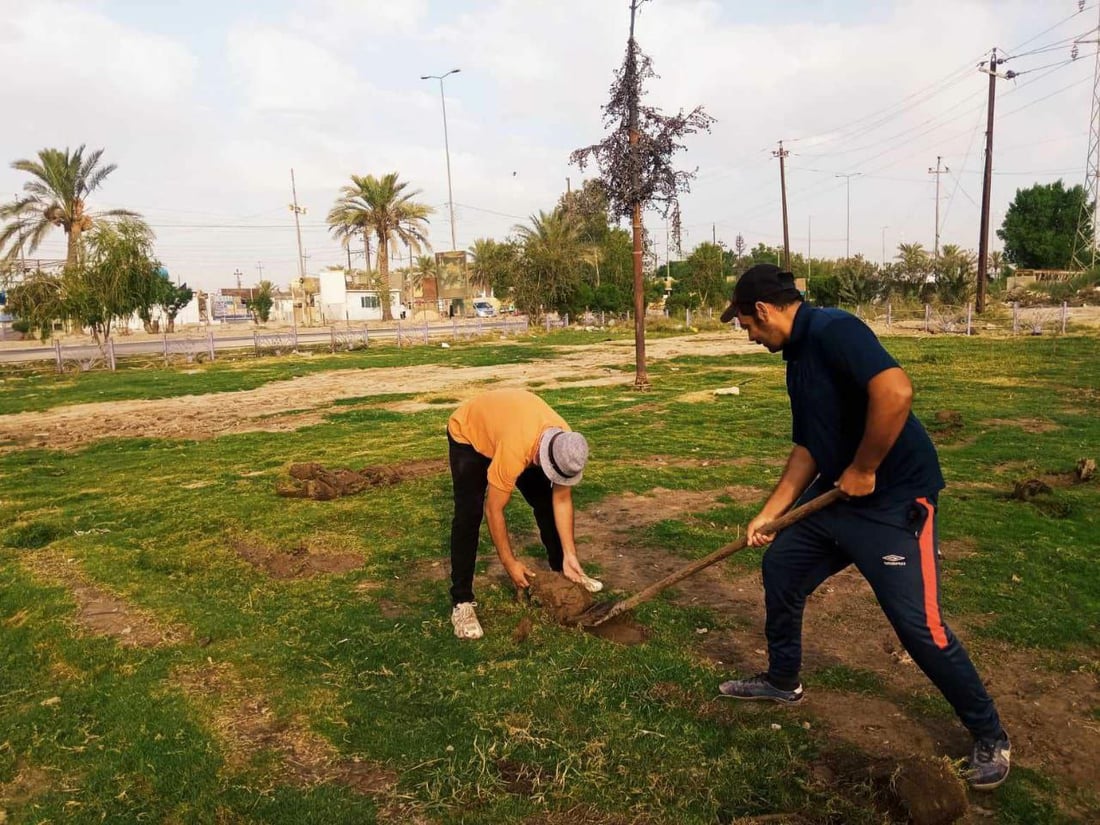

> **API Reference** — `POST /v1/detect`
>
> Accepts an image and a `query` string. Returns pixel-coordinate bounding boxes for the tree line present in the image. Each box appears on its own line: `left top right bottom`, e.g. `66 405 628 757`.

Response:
1 145 1091 344
0 146 193 342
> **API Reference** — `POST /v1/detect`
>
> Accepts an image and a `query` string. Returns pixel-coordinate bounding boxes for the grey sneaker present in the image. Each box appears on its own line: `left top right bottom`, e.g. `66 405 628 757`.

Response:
969 732 1011 791
451 602 483 640
718 673 804 704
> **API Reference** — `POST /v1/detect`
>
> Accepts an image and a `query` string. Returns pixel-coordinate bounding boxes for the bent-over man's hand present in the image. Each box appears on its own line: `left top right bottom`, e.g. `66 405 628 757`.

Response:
561 554 587 585
504 560 536 590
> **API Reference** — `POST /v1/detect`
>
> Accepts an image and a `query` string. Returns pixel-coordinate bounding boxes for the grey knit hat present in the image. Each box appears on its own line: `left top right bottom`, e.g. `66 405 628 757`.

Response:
538 428 588 486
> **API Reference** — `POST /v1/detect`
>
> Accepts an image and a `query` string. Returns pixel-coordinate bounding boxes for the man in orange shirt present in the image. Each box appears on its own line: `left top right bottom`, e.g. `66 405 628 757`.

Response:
446 388 603 639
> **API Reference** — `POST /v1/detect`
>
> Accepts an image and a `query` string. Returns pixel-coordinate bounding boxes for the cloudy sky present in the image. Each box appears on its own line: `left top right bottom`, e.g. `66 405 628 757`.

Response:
0 0 1094 290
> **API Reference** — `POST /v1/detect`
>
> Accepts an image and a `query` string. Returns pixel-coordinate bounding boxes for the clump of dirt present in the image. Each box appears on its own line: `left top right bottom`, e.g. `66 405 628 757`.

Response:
232 538 363 579
277 459 447 500
20 549 189 647
1012 478 1052 500
173 661 397 796
529 572 592 623
512 615 533 644
1010 478 1071 518
812 750 968 825
927 410 963 443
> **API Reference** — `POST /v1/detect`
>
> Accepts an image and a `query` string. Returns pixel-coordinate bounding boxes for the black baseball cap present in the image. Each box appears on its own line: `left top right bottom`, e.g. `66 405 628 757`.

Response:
719 263 802 323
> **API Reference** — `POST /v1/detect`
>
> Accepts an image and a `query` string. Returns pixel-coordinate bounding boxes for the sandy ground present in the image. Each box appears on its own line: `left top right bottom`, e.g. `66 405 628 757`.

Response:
0 333 762 451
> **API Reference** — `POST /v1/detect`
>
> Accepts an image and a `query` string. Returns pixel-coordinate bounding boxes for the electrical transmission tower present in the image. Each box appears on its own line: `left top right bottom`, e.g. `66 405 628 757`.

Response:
1072 6 1100 270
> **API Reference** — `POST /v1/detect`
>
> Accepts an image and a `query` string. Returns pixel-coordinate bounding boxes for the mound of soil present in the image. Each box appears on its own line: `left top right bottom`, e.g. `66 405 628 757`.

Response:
815 750 968 825
277 458 447 500
529 572 593 623
1012 478 1052 500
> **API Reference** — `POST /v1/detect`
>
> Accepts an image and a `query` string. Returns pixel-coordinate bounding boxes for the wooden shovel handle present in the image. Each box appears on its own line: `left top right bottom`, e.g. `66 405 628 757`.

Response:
585 487 846 626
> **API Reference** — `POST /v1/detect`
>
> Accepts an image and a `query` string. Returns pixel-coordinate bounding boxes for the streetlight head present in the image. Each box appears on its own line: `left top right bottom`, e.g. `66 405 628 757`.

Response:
450 68 461 75
420 75 432 80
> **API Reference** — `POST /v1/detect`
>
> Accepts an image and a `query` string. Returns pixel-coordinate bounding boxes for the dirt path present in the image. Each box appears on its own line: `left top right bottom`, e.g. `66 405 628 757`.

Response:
1 334 761 451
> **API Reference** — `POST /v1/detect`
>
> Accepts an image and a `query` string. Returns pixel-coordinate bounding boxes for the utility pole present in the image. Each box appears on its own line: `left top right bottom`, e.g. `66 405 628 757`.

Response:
256 261 264 281
774 140 791 270
881 225 889 267
977 49 1015 312
1072 9 1100 269
289 169 307 280
234 268 242 289
806 215 812 301
835 172 861 259
928 156 949 258
712 223 716 245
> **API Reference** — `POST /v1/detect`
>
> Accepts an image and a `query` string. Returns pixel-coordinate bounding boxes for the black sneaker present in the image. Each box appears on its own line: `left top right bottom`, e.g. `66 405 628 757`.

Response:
969 732 1011 791
718 673 804 704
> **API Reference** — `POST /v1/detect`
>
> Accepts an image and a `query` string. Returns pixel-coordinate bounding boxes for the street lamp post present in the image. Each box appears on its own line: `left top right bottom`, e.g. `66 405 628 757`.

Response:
421 69 461 252
835 172 861 259
881 226 889 267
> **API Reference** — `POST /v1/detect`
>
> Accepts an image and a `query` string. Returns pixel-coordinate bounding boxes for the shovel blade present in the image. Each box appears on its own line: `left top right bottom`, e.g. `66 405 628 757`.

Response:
574 600 619 628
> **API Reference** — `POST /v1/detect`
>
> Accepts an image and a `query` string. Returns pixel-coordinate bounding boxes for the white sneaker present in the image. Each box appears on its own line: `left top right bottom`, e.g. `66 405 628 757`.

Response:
451 602 483 640
579 573 604 593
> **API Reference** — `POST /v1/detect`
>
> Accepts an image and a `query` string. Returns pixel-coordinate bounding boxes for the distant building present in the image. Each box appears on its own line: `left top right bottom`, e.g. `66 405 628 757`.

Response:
317 270 410 322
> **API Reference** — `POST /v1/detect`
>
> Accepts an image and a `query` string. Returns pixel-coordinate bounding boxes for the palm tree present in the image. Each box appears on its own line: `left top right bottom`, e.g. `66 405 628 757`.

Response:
326 173 432 321
512 209 584 316
0 146 141 269
470 237 512 296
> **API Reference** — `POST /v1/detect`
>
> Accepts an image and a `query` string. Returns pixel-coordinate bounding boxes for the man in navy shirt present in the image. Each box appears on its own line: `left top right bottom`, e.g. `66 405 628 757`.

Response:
717 264 1010 791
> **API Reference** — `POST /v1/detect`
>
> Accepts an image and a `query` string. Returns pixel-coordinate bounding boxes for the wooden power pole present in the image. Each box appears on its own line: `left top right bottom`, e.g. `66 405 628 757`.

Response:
976 49 1014 312
774 140 791 270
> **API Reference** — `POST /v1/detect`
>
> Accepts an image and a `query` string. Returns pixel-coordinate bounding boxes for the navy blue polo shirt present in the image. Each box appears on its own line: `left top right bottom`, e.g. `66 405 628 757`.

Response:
783 304 944 503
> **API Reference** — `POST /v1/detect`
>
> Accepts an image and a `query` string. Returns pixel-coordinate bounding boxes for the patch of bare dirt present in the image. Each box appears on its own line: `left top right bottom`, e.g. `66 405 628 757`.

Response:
173 660 397 797
570 486 766 616
0 762 55 808
0 333 761 452
982 417 1061 434
231 536 363 579
21 549 189 647
639 455 784 470
521 807 656 825
276 458 447 500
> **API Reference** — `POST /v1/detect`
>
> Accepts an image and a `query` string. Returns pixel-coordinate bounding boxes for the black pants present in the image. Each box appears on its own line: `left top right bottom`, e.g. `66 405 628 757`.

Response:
762 489 1004 741
448 434 564 605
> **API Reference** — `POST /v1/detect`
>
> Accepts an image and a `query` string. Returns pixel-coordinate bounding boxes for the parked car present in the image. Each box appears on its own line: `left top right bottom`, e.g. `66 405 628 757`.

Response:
472 300 496 317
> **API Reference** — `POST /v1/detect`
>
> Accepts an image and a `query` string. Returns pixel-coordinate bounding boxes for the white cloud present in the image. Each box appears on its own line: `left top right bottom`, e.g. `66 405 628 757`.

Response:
0 0 1089 287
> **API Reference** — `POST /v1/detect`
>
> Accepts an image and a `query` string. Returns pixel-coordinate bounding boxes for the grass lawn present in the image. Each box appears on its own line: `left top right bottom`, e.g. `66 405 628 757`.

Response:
1 328 1097 824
